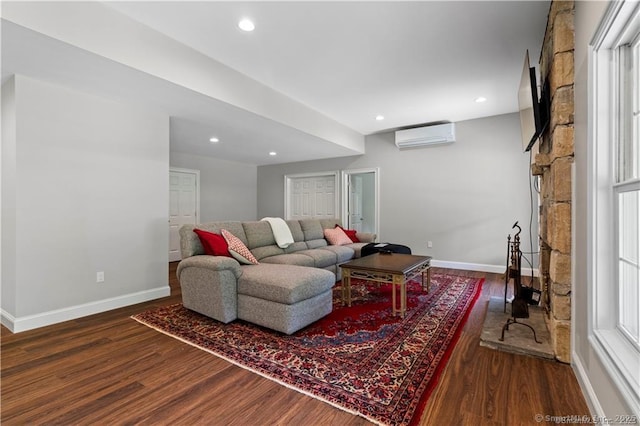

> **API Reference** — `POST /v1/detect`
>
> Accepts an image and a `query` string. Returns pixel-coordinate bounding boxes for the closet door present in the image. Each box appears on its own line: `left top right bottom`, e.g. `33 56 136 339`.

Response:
285 172 338 221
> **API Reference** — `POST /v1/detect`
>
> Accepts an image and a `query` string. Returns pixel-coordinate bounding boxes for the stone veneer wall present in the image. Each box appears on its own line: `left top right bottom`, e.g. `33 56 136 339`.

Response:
532 0 575 363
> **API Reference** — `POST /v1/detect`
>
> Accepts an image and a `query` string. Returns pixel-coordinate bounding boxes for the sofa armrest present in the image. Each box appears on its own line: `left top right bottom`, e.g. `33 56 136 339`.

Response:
176 255 242 280
356 232 376 243
176 255 242 323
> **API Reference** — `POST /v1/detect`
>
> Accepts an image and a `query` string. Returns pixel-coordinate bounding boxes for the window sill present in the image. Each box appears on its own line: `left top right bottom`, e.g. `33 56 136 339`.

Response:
591 329 640 415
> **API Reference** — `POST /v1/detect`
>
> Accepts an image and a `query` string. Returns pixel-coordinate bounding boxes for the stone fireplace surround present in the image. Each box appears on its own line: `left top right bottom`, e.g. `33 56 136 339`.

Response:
531 0 575 363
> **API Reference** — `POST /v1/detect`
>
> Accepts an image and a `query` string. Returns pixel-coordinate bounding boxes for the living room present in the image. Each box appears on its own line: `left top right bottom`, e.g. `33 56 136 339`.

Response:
2 0 638 423
1 1 537 334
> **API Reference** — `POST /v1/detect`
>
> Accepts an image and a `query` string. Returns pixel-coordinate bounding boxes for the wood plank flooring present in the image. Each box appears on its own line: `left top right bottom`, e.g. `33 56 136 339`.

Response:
1 264 590 425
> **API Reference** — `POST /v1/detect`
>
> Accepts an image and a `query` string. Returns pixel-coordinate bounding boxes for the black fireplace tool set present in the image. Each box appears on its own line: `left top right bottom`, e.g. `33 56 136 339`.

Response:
500 222 541 344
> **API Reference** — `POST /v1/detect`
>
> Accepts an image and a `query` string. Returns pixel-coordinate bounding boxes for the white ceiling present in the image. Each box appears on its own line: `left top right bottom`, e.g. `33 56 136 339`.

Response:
2 1 550 165
107 1 550 134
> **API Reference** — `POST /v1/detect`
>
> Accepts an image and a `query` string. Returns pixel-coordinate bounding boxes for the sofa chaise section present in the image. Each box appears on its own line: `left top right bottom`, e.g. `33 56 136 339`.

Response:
237 264 334 334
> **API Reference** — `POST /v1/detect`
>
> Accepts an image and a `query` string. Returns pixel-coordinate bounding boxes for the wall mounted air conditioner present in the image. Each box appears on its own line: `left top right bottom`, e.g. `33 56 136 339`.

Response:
395 122 456 149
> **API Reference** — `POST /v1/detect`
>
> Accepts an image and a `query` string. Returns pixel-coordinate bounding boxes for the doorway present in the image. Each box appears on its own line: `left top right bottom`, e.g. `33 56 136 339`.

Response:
341 168 379 237
169 168 200 262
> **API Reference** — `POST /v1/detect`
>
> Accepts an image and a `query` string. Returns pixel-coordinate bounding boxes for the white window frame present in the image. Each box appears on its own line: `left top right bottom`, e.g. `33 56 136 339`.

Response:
589 0 640 415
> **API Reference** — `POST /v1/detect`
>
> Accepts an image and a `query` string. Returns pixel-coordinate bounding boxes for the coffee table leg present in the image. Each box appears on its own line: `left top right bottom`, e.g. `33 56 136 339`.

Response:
393 274 405 317
342 269 351 307
401 279 406 318
420 264 432 293
392 279 396 316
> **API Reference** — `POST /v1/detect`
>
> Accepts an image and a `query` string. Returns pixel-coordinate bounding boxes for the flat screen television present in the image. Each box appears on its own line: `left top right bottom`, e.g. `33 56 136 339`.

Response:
518 50 549 152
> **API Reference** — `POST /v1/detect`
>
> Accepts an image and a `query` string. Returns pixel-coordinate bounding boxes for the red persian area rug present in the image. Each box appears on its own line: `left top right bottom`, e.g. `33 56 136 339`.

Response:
132 273 483 426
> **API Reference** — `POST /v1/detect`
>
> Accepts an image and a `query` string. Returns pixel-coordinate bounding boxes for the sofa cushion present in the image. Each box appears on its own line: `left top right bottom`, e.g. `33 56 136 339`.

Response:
299 219 324 241
355 232 376 243
251 245 285 261
284 241 308 254
320 218 342 230
260 253 315 267
296 249 337 268
286 220 305 242
238 290 332 335
200 222 248 244
180 221 247 258
238 264 334 305
306 239 328 249
242 221 277 249
319 245 355 263
222 229 259 265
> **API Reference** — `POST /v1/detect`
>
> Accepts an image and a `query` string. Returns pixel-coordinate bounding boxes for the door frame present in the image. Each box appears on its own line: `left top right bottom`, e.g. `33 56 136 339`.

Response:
169 167 201 261
341 167 380 239
284 171 340 220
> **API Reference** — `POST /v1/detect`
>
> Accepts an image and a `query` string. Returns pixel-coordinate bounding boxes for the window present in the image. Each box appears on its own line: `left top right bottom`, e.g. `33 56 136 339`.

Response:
617 35 640 350
590 0 640 413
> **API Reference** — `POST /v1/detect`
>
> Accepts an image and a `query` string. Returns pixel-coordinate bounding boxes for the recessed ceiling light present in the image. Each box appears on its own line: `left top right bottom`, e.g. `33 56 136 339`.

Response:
375 115 385 121
475 97 487 103
209 137 219 143
269 151 277 156
238 19 255 32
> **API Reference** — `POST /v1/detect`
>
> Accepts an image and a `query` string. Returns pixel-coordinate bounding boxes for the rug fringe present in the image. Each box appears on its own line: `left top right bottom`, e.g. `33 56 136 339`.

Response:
131 315 388 426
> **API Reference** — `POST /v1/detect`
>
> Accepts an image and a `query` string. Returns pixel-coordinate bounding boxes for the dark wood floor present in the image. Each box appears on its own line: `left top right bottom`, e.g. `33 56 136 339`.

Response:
1 264 590 425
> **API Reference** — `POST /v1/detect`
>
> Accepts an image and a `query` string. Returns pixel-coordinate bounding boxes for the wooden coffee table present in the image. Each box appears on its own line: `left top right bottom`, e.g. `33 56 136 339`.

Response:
340 253 432 317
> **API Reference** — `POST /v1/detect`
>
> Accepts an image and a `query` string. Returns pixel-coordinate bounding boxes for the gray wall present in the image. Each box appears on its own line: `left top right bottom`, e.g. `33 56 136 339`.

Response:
573 1 632 417
258 113 537 269
1 75 170 329
170 152 257 222
2 77 17 316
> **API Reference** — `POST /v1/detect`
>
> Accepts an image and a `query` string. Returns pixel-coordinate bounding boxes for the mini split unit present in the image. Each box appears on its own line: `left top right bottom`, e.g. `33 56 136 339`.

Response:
394 122 456 149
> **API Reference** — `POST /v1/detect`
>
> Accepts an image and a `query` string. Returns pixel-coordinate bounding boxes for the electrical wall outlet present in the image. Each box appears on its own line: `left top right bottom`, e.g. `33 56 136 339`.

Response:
427 241 433 248
96 271 105 283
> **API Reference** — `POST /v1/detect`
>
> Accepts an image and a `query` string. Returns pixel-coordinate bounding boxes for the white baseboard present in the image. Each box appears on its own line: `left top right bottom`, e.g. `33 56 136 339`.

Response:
432 259 539 277
1 286 171 333
572 350 603 419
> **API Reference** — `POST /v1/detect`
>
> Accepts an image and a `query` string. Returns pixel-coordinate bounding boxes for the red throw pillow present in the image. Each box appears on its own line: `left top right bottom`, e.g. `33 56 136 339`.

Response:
193 229 232 257
336 224 360 243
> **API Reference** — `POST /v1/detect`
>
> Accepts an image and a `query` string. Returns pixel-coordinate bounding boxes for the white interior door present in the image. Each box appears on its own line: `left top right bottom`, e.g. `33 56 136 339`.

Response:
349 175 364 231
314 176 336 218
169 169 199 262
285 172 339 221
290 178 313 219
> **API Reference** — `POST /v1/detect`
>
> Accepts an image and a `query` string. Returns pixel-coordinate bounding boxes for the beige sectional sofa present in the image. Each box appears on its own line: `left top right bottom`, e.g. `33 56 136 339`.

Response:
177 218 375 334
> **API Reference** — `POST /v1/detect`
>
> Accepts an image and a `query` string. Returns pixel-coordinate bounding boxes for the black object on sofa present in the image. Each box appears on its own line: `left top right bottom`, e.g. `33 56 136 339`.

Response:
361 242 412 257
